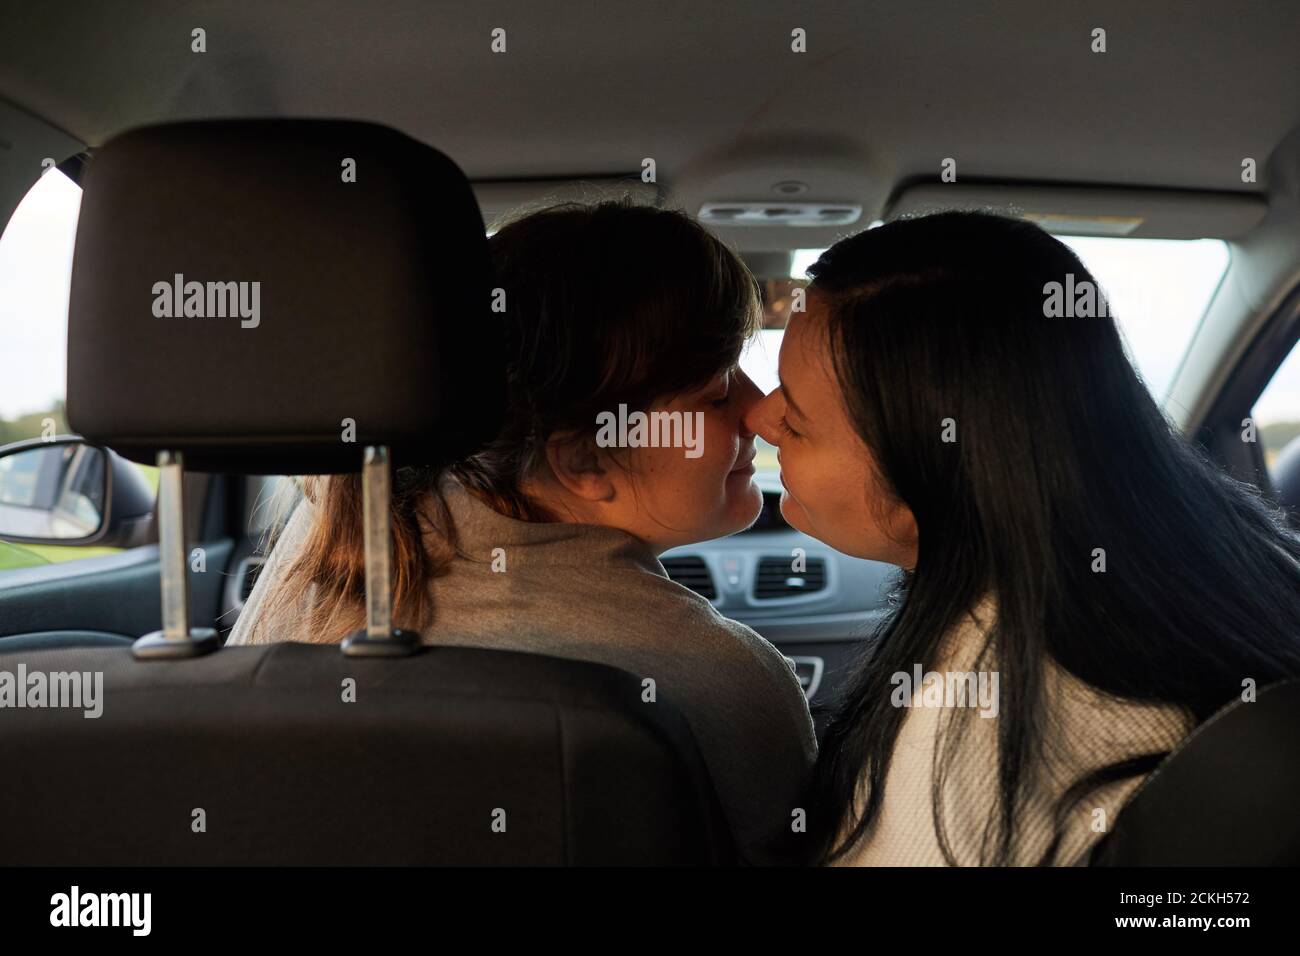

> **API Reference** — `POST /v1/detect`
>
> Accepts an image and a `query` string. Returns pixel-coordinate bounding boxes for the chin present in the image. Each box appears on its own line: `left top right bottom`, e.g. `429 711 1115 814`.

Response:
734 478 763 520
712 480 763 537
778 489 810 534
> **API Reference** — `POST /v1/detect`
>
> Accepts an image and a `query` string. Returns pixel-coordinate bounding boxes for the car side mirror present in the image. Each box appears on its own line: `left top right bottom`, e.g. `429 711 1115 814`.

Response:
0 436 155 548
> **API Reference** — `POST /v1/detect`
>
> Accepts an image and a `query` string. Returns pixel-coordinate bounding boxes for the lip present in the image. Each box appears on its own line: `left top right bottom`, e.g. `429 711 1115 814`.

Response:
730 448 757 474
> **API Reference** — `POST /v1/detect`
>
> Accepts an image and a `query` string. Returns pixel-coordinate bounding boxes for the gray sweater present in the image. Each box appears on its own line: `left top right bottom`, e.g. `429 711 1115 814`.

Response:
229 479 818 863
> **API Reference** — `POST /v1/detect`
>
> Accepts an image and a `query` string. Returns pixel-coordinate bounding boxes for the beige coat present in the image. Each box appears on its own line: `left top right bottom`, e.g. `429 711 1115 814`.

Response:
833 596 1196 866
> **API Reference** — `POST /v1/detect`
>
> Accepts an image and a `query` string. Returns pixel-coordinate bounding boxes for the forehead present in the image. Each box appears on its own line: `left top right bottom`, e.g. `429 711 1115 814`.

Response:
779 295 832 378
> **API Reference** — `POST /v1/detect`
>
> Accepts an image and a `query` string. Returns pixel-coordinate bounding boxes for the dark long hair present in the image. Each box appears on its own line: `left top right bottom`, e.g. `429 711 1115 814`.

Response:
247 201 760 643
804 211 1300 865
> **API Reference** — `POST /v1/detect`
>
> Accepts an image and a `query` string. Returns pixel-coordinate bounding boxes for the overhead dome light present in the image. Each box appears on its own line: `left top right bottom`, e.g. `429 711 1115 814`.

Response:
771 180 809 195
699 202 862 227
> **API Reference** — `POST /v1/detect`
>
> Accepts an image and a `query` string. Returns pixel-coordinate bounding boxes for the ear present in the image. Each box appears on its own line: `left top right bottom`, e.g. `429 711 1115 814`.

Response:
544 433 617 503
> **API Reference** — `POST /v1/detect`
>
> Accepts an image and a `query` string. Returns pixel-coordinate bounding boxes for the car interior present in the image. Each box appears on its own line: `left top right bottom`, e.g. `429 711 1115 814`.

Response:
0 1 1299 880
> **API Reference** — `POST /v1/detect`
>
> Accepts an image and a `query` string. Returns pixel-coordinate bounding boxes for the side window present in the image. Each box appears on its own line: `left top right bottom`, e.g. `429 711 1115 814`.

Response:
0 167 78 444
1252 337 1300 475
0 166 157 573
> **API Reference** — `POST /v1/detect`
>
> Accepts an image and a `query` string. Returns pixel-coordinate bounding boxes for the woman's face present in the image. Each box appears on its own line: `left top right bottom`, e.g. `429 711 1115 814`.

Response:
745 296 918 568
608 367 766 553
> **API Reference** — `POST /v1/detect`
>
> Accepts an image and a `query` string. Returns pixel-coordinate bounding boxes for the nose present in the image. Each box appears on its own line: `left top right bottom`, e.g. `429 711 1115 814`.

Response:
732 370 764 438
742 388 780 446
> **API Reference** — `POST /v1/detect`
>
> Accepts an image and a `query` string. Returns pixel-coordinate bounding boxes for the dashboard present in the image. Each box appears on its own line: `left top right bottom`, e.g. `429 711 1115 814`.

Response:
659 484 900 715
661 487 899 641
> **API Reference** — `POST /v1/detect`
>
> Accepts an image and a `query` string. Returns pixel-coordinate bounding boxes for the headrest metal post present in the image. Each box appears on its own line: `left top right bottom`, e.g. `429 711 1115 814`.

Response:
364 445 393 638
158 449 190 639
132 450 219 659
341 445 420 657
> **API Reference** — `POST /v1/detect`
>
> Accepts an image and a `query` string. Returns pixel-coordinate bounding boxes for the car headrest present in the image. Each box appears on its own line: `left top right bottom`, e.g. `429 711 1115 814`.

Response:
66 119 504 474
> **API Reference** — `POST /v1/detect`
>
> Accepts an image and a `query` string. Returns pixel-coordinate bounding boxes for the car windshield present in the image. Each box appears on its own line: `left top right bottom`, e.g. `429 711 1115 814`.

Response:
0 175 1237 484
740 235 1231 478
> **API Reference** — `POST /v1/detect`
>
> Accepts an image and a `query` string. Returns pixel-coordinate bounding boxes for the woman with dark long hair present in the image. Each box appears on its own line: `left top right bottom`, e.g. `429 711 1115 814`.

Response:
745 211 1300 865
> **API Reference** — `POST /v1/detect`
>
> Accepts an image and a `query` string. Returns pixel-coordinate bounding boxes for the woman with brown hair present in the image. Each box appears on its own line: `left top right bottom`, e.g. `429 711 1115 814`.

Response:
229 201 816 864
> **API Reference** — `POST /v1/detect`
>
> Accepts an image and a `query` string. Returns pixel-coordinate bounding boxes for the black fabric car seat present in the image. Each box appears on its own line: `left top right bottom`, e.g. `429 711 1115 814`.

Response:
0 119 737 865
1091 679 1300 865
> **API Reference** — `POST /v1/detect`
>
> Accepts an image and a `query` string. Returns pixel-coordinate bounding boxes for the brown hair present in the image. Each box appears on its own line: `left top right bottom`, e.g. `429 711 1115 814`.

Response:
247 201 760 643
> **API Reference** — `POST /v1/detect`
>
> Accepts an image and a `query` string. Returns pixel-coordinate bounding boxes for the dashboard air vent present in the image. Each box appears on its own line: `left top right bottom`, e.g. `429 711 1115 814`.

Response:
662 556 717 599
754 556 826 599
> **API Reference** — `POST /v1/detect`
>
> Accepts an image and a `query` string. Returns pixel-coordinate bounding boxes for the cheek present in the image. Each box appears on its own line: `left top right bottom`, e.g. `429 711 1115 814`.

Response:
649 418 734 488
688 413 747 497
778 441 836 508
635 433 742 512
697 417 760 518
624 414 761 539
779 443 888 552
773 441 816 530
699 414 737 473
